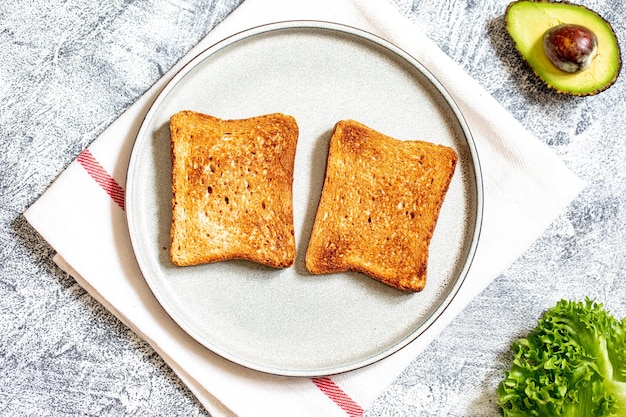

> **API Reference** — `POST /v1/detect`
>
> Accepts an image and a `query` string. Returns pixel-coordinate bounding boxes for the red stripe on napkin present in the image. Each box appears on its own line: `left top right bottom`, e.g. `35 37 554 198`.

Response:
77 150 364 416
77 149 125 210
312 377 364 417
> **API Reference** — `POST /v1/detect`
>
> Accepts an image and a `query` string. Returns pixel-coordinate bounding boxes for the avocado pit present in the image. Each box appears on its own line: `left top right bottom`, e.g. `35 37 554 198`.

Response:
543 23 598 73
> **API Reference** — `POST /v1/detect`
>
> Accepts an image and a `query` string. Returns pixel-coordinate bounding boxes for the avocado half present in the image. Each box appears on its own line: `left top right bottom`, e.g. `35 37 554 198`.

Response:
505 0 622 96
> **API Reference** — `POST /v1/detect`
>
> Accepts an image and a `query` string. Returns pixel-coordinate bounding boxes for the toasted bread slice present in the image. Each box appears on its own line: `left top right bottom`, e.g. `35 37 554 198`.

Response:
170 111 298 268
305 120 457 291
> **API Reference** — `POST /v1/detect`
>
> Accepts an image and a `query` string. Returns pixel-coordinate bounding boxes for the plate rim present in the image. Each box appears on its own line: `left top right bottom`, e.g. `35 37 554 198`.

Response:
126 20 484 377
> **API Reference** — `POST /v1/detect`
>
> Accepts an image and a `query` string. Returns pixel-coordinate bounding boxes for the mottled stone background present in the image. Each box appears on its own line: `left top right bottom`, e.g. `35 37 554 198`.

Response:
1 0 625 416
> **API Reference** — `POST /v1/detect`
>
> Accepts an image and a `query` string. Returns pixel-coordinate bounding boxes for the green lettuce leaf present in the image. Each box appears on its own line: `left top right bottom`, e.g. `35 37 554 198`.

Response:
497 298 626 416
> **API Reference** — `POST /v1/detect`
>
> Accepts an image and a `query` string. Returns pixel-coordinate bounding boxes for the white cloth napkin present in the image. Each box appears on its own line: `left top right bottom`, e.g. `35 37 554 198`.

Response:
24 0 586 415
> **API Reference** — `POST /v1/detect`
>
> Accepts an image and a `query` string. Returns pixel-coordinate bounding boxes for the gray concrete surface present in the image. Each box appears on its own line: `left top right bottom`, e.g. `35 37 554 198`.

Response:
2 0 625 415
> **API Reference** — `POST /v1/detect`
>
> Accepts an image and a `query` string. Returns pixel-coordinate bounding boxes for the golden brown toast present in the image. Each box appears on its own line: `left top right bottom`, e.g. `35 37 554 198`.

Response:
169 110 298 268
305 120 457 291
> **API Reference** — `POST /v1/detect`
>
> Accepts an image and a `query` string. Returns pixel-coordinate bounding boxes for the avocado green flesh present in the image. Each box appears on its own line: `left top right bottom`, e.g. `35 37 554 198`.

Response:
506 1 621 95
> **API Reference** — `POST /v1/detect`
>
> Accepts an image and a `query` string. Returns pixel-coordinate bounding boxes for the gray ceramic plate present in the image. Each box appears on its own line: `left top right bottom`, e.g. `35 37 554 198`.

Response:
126 21 483 377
